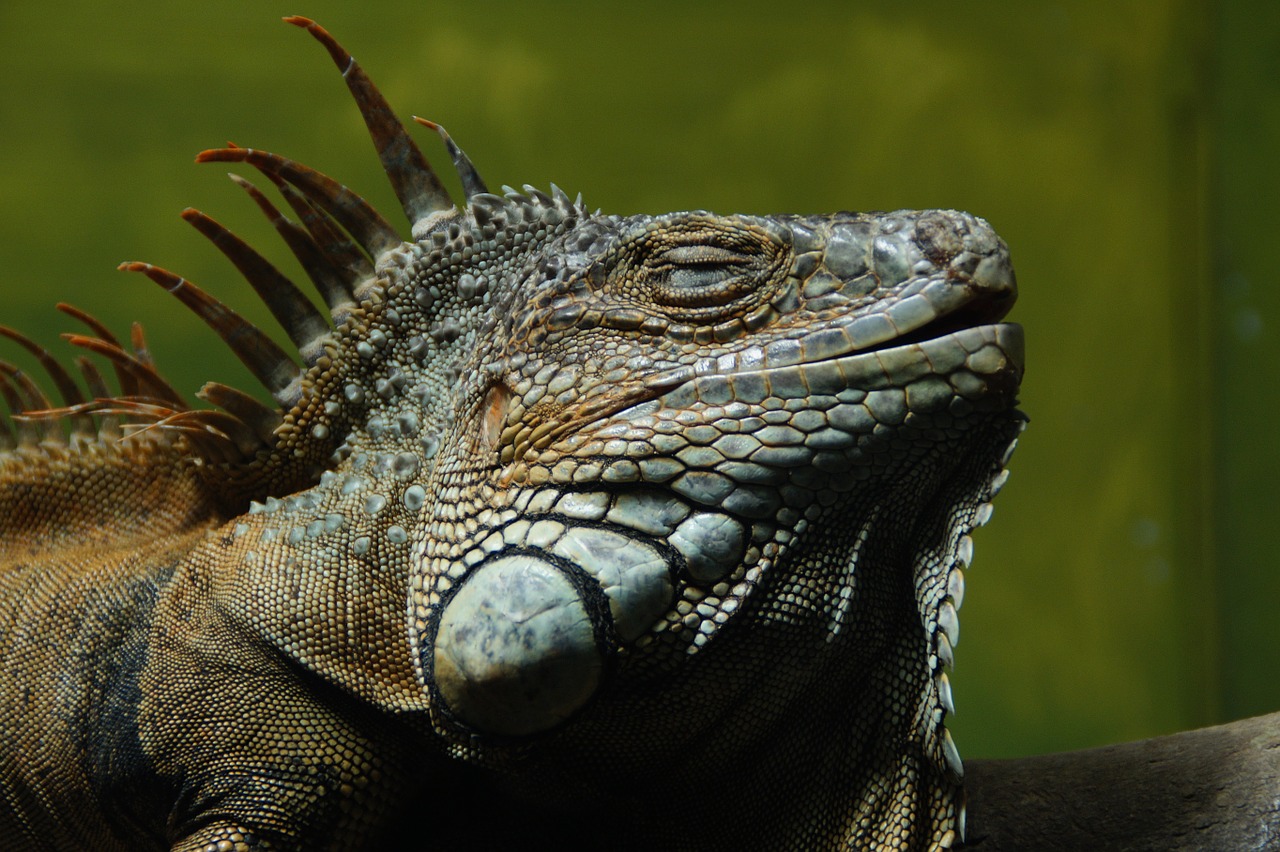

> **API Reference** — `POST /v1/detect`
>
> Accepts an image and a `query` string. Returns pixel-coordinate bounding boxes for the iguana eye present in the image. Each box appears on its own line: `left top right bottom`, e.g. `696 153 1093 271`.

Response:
598 216 791 326
651 245 755 309
656 245 750 266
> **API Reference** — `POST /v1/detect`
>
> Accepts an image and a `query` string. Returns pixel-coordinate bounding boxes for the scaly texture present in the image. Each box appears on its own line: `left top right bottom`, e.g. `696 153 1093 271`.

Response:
0 17 1024 851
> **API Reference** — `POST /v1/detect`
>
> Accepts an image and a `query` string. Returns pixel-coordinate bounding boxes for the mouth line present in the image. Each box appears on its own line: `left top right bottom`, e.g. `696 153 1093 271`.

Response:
640 292 1021 397
638 317 1022 420
868 289 1017 355
529 290 1021 458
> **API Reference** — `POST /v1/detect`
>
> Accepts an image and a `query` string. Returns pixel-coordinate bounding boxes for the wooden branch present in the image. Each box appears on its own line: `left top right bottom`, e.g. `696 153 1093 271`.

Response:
962 709 1280 850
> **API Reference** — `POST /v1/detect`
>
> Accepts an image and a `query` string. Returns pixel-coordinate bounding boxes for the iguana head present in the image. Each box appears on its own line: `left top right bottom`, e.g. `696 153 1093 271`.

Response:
414 202 1020 726
8 18 1022 849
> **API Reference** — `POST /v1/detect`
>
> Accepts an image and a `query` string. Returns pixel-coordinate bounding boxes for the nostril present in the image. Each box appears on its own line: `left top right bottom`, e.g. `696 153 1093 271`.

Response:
914 212 966 266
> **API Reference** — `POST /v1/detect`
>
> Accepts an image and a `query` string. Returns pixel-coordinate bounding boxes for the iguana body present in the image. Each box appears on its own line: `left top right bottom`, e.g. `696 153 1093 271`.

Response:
0 18 1023 850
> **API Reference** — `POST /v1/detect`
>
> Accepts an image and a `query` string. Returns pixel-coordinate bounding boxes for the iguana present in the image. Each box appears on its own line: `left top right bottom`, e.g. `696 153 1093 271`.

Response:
0 17 1023 851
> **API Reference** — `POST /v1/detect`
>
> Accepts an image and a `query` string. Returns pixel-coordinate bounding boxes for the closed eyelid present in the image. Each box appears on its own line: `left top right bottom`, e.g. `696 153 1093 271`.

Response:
653 245 751 265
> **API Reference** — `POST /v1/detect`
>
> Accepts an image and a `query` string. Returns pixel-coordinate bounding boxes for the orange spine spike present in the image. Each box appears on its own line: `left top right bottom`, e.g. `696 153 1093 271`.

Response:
0 361 58 442
227 174 357 318
181 208 330 364
117 262 301 406
285 15 454 229
55 304 139 397
196 381 282 447
61 335 187 408
74 357 120 439
0 325 95 436
261 170 375 286
196 147 402 260
0 371 38 447
414 117 489 199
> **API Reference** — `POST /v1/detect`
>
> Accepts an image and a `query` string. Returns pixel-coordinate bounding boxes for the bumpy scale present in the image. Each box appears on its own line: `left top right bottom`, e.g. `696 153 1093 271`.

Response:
0 17 1024 852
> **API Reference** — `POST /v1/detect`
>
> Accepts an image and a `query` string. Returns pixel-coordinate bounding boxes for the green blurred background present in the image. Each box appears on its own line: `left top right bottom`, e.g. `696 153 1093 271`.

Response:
1 2 1276 759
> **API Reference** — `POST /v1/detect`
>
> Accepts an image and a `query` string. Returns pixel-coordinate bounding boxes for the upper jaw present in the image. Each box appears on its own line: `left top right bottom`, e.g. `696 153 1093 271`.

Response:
783 207 1016 302
672 209 1021 388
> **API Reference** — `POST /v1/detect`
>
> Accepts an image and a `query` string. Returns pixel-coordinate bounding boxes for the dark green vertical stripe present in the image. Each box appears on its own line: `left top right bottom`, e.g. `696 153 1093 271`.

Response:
1211 0 1280 720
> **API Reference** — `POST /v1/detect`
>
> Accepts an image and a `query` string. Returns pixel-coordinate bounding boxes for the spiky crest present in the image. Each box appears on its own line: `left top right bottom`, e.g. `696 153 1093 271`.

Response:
283 15 455 231
0 17 576 511
414 117 489 199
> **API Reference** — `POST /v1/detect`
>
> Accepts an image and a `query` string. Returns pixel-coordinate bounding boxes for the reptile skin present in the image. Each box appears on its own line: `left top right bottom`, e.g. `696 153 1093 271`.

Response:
0 18 1024 851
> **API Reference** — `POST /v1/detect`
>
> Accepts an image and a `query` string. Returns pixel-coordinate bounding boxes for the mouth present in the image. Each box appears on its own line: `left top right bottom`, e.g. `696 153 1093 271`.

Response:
883 286 1017 352
645 272 1023 398
689 320 1025 410
527 268 1022 462
852 267 1024 385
